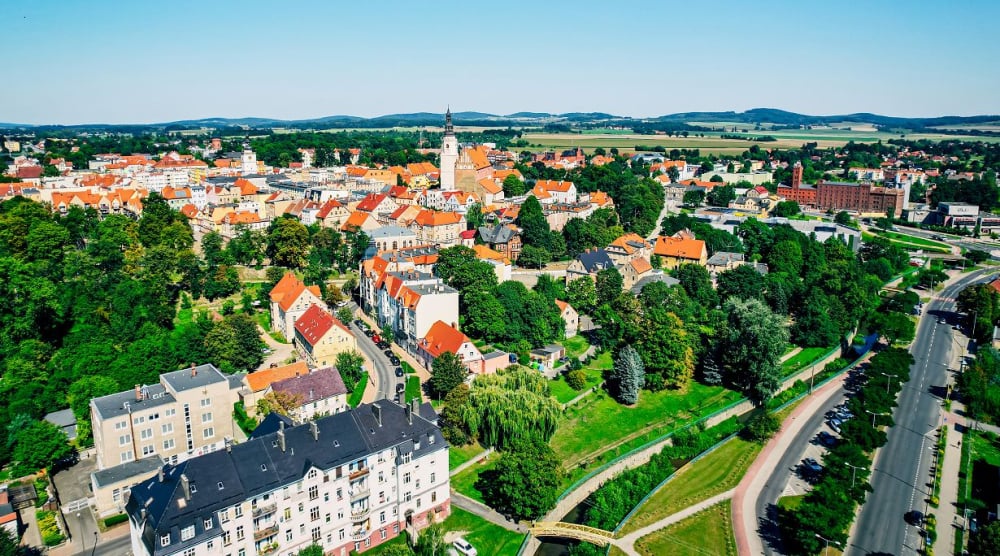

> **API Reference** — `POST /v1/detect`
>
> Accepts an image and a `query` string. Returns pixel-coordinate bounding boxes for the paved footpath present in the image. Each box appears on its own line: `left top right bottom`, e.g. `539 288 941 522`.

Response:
617 489 736 556
937 408 965 556
733 372 849 556
449 491 528 534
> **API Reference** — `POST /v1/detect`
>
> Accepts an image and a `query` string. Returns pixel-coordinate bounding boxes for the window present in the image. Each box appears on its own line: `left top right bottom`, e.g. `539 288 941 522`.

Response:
311 527 321 542
181 525 195 541
204 518 213 530
286 530 293 542
202 412 213 423
118 434 131 446
336 488 343 500
416 497 421 508
310 507 320 521
142 445 155 456
133 415 145 425
379 511 385 524
403 472 411 484
183 549 195 556
404 492 411 502
201 398 211 407
160 534 170 547
223 531 231 546
163 439 175 451
430 472 435 484
206 540 213 550
120 451 134 463
203 427 214 439
309 485 318 500
401 452 411 464
234 505 243 518
325 513 331 523
140 428 153 440
161 423 173 434
393 523 399 533
324 492 329 502
235 525 244 541
115 421 127 431
307 469 318 479
431 491 437 503
112 488 121 503
284 508 291 520
190 483 197 493
339 529 345 540
165 408 176 417
381 529 387 540
220 510 229 523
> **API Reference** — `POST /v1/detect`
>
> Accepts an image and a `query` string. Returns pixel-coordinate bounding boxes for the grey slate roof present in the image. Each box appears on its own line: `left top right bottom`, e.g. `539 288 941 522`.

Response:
160 364 229 394
706 251 745 267
43 409 77 441
575 248 614 273
370 225 417 239
92 365 230 420
92 456 164 488
127 401 445 556
630 274 680 295
479 223 516 244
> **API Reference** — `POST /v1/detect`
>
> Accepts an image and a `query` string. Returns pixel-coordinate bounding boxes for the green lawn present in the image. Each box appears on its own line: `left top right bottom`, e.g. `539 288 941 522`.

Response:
971 430 1000 466
777 494 805 511
405 375 421 403
549 365 603 404
450 456 498 503
877 230 951 250
561 335 591 360
634 501 737 556
781 346 834 375
449 441 485 471
401 361 416 374
551 381 741 473
439 507 525 556
347 372 368 408
620 436 761 534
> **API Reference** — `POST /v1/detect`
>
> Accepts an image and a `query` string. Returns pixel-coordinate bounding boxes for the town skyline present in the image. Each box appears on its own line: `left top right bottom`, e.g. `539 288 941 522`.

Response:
2 0 999 124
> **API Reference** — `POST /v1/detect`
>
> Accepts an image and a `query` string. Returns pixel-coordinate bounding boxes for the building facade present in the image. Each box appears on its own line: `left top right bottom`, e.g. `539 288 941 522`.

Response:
125 401 450 556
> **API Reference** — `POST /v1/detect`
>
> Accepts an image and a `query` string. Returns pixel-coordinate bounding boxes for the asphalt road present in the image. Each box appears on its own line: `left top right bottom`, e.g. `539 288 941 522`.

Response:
90 533 131 556
755 381 851 554
847 269 989 556
349 318 398 402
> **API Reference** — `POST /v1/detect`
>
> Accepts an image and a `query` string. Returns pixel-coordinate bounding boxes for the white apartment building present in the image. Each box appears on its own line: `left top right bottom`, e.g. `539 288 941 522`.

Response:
126 401 450 556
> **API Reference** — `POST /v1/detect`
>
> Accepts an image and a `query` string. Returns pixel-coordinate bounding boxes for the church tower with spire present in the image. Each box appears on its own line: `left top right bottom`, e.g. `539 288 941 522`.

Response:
439 107 459 190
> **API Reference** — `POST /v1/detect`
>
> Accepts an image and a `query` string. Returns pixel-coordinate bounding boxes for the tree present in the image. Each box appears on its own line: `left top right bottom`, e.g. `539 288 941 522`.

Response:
672 263 718 308
834 211 852 226
462 290 506 343
720 298 789 406
771 200 801 218
502 174 526 196
296 545 325 556
683 189 705 207
203 313 264 373
439 383 472 445
434 246 498 305
875 311 916 345
429 352 467 399
413 524 445 556
518 244 550 268
256 391 305 419
336 306 352 324
716 264 765 302
267 217 310 268
566 277 598 314
0 527 19 556
610 345 645 404
595 268 624 306
517 195 553 249
335 350 365 388
11 419 71 475
706 184 736 207
969 519 1000 556
475 439 563 521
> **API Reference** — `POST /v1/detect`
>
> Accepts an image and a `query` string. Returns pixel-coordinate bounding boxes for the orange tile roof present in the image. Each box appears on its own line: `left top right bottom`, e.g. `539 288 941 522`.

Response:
472 244 510 265
294 304 339 347
269 273 322 312
245 361 309 392
536 179 575 192
234 178 258 195
341 210 374 231
609 233 649 254
420 320 471 358
466 146 491 170
478 178 502 195
346 166 369 178
407 161 439 175
414 210 462 227
356 193 387 212
224 211 261 225
590 190 612 206
989 279 1000 294
555 299 569 312
493 169 523 181
630 257 653 274
653 236 706 260
180 204 199 219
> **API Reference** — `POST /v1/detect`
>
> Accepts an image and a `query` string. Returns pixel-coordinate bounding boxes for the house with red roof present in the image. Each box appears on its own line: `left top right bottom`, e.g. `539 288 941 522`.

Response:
356 193 398 214
555 299 579 338
293 304 358 368
241 361 310 419
0 487 18 539
416 321 485 374
269 272 324 340
411 210 465 246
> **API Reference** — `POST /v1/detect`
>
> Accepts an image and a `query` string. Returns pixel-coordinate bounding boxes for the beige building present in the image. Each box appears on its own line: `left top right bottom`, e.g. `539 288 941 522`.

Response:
269 272 323 341
555 300 579 338
293 304 358 367
411 210 465 246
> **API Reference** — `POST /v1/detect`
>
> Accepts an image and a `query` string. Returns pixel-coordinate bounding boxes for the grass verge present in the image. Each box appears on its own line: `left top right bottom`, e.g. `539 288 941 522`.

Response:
561 335 590 360
449 442 485 471
781 346 834 376
620 436 761 534
405 375 421 403
439 507 525 556
634 501 736 556
347 372 368 408
450 457 497 504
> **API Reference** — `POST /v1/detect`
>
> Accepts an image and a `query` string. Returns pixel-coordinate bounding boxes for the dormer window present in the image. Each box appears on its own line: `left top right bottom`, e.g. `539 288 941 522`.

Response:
189 483 197 493
161 534 170 547
204 518 213 530
261 464 267 472
181 525 195 541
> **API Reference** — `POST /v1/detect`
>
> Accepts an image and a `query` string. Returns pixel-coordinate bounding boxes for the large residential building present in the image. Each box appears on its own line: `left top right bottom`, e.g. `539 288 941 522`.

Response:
90 364 243 471
269 273 324 341
125 401 450 556
293 304 358 368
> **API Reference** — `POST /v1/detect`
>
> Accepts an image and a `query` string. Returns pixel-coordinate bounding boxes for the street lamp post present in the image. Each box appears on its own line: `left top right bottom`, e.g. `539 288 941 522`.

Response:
90 531 99 556
815 533 841 554
845 462 864 490
878 371 892 394
865 409 885 428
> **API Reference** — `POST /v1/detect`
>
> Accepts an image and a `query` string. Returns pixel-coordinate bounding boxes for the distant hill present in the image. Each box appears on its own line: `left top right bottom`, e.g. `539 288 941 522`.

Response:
1 108 998 133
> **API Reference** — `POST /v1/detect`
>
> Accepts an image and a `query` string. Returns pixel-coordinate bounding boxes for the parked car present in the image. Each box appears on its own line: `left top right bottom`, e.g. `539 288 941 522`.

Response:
395 367 404 377
828 418 842 433
389 356 401 365
817 431 837 447
335 300 348 307
801 458 823 475
396 382 405 394
372 334 381 343
452 537 478 556
905 510 924 526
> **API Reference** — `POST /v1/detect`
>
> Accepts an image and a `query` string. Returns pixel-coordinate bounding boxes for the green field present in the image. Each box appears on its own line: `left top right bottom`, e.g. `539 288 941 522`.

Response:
448 441 486 470
561 335 591 360
549 365 604 404
777 494 805 511
876 230 952 251
347 372 368 407
634 501 737 556
405 375 421 403
449 455 498 503
782 346 834 376
863 231 951 254
438 507 525 556
620 436 761 534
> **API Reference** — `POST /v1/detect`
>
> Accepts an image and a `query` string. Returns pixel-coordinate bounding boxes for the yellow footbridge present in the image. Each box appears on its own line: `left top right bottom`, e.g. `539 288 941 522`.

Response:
529 521 617 546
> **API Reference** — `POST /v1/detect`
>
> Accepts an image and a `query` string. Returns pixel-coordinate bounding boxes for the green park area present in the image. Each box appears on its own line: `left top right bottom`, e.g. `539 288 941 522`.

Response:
448 441 485 471
634 502 737 556
437 508 524 556
864 230 951 253
781 346 835 376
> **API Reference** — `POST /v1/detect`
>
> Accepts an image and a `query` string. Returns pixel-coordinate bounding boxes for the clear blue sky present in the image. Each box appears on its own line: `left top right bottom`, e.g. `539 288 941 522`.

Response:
2 0 998 124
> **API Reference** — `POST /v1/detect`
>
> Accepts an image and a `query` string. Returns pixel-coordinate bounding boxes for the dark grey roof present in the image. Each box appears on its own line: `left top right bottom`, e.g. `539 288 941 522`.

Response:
160 365 228 394
370 225 417 239
532 345 563 356
249 413 294 440
479 223 516 244
92 456 164 488
226 373 245 392
482 350 508 361
630 274 681 295
127 401 445 556
706 251 745 266
44 409 77 441
91 384 173 420
575 249 614 273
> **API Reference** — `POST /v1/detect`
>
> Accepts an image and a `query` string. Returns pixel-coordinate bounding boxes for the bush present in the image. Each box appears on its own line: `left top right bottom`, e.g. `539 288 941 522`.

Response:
103 513 128 527
566 369 587 391
741 412 781 442
36 510 65 546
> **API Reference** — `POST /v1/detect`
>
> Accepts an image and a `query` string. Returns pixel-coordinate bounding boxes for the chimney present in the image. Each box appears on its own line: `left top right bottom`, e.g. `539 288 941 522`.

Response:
158 466 165 482
310 421 319 441
277 421 286 452
372 404 382 427
190 363 197 377
180 474 191 500
410 398 419 417
405 403 412 425
135 384 142 402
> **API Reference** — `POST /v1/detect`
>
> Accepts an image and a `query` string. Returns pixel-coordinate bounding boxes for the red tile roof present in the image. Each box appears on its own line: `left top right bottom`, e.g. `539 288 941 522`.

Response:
246 361 309 392
294 304 338 347
420 320 470 358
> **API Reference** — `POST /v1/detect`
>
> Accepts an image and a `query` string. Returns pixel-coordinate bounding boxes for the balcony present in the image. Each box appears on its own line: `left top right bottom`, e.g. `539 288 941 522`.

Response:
350 506 371 521
253 524 279 541
252 503 277 518
257 543 279 556
349 467 370 481
351 528 370 541
350 484 370 501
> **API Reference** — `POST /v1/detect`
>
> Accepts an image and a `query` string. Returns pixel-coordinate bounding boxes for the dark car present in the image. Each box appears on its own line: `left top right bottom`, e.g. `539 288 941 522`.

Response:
905 510 924 526
817 431 837 447
377 342 389 350
395 367 404 377
801 458 822 475
396 382 406 394
389 356 401 365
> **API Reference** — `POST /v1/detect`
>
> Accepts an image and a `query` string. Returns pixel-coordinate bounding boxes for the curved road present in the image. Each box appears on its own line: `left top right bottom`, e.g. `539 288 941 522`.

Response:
847 268 989 556
348 308 399 401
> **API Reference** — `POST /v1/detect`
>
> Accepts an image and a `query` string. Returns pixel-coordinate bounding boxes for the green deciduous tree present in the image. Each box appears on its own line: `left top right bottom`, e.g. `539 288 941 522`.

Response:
11 419 71 475
969 520 1000 556
771 200 801 217
720 298 789 406
566 277 598 314
503 174 526 196
335 350 365 389
429 352 467 399
267 216 310 268
475 439 563 521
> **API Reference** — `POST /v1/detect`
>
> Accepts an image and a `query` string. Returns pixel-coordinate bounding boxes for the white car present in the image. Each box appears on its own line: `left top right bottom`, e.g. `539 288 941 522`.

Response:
452 537 477 556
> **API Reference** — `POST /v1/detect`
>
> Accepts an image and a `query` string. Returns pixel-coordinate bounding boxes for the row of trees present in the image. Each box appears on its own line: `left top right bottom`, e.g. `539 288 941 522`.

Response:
781 348 914 554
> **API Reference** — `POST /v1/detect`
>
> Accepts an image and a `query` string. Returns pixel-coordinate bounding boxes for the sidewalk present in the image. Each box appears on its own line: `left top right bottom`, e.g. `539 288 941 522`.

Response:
449 491 528 534
732 371 849 556
937 409 965 556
